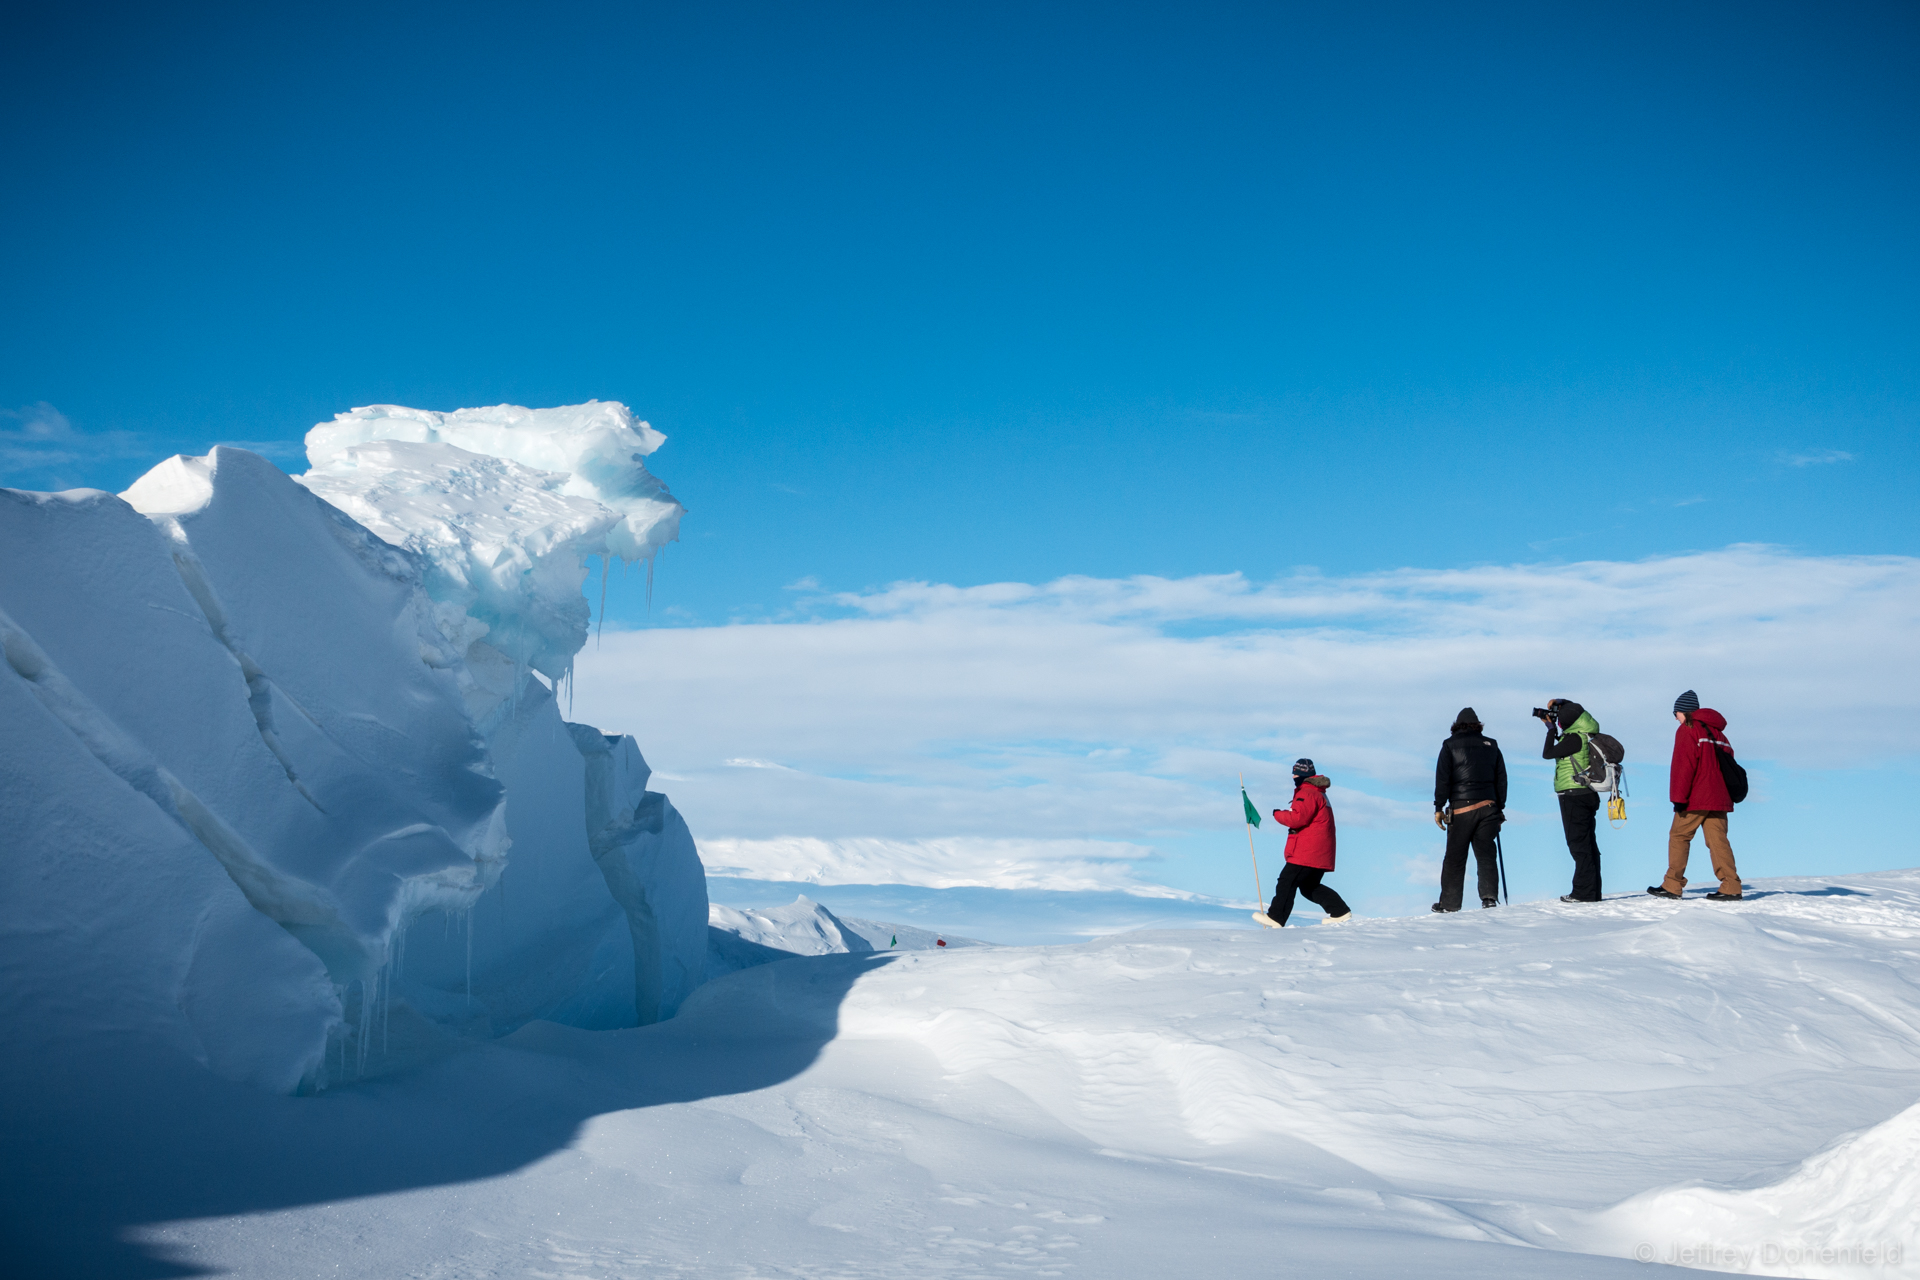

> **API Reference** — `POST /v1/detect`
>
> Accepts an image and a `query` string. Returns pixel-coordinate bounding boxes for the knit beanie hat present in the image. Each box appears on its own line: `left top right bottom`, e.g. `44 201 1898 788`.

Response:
1292 758 1316 782
1673 689 1700 715
1452 707 1481 732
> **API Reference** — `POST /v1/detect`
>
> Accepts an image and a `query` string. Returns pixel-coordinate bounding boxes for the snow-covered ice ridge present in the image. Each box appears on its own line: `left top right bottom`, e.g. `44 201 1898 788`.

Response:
109 871 1920 1279
0 403 703 1094
706 894 990 979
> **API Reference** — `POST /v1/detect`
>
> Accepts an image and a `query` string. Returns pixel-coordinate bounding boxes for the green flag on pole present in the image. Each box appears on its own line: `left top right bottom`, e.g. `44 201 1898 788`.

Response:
1241 787 1261 828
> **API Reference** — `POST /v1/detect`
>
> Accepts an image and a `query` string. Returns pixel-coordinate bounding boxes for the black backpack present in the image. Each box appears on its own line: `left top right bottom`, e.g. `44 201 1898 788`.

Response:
1713 738 1750 805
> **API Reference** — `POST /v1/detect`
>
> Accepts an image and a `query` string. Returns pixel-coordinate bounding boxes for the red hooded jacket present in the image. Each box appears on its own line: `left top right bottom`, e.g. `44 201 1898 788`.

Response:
1671 709 1735 811
1273 777 1336 870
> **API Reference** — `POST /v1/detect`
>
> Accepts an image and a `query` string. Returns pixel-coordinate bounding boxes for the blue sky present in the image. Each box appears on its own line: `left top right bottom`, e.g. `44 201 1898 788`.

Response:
5 2 1916 931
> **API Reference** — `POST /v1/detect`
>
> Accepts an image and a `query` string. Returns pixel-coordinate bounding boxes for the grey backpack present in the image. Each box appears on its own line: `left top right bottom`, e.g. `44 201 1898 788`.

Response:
1573 732 1626 795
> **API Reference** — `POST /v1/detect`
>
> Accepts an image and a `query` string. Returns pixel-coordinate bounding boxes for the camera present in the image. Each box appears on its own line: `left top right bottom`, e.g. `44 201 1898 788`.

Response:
1531 705 1556 722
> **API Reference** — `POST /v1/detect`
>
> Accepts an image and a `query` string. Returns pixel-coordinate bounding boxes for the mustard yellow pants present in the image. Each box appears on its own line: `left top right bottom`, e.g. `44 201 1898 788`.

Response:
1662 811 1740 897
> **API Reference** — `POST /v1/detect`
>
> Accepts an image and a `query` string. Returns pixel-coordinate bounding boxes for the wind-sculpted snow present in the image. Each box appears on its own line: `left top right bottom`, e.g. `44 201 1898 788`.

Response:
1 415 704 1095
58 871 1920 1279
1589 1098 1920 1275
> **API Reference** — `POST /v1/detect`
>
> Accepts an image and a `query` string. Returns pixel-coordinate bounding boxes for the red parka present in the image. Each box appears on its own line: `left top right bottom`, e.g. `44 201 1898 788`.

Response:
1272 776 1336 871
1671 709 1735 812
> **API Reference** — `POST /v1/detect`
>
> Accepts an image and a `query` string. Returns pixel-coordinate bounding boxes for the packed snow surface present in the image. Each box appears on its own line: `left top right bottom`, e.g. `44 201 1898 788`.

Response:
18 871 1916 1278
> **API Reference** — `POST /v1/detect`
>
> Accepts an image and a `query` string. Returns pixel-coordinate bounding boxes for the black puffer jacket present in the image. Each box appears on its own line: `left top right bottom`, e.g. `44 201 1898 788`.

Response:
1435 730 1508 811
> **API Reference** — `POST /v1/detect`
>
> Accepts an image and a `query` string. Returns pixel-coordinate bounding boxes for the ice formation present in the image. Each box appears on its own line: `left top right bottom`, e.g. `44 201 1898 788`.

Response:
301 400 682 681
0 402 705 1094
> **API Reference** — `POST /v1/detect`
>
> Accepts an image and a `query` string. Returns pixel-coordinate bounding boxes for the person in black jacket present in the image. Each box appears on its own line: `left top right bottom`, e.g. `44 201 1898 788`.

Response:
1432 707 1507 913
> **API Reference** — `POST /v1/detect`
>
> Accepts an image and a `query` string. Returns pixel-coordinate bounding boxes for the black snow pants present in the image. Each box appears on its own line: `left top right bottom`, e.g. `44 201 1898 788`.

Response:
1268 862 1349 927
1437 805 1503 910
1559 789 1603 901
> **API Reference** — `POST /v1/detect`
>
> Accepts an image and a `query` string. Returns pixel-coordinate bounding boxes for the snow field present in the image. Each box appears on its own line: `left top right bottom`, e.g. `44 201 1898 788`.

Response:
133 871 1920 1279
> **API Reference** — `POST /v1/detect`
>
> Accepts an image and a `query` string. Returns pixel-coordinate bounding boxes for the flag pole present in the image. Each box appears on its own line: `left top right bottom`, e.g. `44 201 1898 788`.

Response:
1241 772 1264 910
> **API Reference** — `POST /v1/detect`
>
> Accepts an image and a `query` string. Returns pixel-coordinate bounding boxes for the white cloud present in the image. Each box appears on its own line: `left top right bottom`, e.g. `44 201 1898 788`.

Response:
0 406 302 486
0 402 145 477
698 836 1181 895
575 547 1919 889
1778 448 1855 467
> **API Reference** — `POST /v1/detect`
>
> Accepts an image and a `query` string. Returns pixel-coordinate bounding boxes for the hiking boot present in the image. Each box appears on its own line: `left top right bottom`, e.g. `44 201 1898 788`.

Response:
1481 897 1498 908
1705 891 1743 901
1431 903 1459 913
1647 886 1681 900
1558 894 1594 904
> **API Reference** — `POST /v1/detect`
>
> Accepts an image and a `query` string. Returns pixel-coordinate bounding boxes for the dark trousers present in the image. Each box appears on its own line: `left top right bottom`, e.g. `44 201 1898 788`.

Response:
1559 789 1602 901
1268 862 1349 927
1438 805 1502 910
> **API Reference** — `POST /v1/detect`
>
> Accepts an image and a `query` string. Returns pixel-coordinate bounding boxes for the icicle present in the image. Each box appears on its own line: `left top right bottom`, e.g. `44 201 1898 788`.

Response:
356 976 375 1078
596 554 611 647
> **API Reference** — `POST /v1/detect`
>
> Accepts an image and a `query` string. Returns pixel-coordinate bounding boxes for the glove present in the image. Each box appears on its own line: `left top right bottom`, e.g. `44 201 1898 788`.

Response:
1433 810 1449 829
1674 801 1688 814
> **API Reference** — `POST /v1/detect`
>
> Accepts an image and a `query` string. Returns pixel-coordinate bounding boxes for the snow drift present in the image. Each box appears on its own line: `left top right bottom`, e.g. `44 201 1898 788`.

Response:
87 870 1920 1280
1581 1095 1920 1276
0 402 704 1094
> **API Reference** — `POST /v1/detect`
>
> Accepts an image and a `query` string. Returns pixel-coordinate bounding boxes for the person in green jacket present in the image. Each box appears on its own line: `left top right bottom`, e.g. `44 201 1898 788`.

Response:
1534 698 1603 902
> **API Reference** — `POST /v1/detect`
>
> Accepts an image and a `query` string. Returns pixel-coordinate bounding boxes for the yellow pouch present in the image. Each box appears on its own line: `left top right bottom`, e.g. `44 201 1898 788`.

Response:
1608 795 1627 826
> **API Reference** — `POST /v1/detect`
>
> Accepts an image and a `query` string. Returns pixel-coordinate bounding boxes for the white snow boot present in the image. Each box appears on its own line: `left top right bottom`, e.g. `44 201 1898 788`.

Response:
1325 912 1354 924
1251 911 1282 929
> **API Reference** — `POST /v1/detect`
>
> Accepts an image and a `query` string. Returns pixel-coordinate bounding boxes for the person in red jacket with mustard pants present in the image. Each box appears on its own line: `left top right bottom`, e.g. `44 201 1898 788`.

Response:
1650 690 1744 901
1259 758 1354 927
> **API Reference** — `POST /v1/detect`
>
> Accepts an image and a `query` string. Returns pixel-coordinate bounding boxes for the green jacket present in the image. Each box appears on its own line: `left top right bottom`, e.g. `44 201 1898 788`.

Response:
1554 710 1598 792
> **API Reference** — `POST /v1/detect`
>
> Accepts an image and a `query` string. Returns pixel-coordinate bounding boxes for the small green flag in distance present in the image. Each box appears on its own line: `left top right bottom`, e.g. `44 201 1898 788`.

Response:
890 935 897 948
1242 787 1261 828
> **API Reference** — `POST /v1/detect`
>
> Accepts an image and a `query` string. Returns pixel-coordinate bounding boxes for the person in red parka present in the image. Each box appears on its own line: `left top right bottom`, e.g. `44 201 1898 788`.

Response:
1649 690 1744 901
1260 758 1353 927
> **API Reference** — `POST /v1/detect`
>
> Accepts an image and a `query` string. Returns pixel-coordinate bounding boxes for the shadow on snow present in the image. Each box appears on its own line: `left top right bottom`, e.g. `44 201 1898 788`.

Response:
0 952 897 1278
